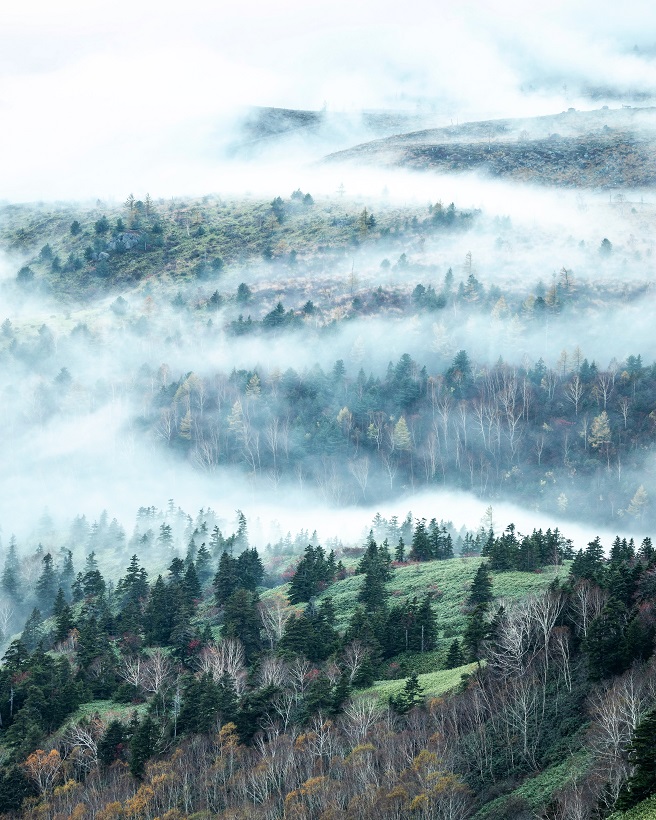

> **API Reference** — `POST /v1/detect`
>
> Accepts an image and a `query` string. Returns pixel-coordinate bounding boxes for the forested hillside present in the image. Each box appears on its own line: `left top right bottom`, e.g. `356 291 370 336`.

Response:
2 194 656 530
0 504 655 819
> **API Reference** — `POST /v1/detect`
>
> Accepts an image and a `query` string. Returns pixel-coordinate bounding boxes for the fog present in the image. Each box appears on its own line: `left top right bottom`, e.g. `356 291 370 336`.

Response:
2 0 656 201
2 1 656 598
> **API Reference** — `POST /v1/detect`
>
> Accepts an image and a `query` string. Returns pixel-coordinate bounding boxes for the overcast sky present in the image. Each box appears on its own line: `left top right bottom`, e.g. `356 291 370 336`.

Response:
1 0 655 201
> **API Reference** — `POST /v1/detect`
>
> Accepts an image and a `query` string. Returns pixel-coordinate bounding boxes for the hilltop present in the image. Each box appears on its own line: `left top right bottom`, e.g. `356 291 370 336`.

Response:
324 106 656 187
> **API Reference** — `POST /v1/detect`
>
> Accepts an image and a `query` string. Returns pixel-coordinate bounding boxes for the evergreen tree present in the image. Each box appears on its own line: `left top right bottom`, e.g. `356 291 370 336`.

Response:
410 519 432 561
236 548 264 590
53 590 74 643
58 549 75 597
116 555 149 608
214 552 239 605
129 715 157 779
35 553 58 614
21 608 43 651
1 537 21 601
445 638 465 669
391 671 424 714
195 543 213 586
463 603 490 663
467 562 493 609
223 589 262 660
617 707 656 809
98 720 129 766
144 575 174 644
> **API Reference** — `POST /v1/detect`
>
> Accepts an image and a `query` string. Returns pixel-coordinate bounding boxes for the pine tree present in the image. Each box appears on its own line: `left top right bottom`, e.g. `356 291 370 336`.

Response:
129 716 157 779
22 608 44 651
195 543 213 586
58 549 75 597
53 590 74 643
144 576 173 644
116 555 149 607
410 519 432 561
463 604 490 663
223 589 262 660
236 548 264 591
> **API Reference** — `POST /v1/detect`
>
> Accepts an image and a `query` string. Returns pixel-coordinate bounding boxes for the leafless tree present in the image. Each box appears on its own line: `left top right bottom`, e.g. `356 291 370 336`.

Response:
117 655 144 689
341 697 381 745
342 640 370 684
565 375 584 416
259 656 288 688
348 456 370 500
594 373 614 409
569 581 608 639
142 648 173 695
259 596 293 650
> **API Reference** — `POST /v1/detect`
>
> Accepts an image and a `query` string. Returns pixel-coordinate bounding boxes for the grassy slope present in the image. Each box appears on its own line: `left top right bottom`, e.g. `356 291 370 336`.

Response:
318 557 567 639
360 662 479 701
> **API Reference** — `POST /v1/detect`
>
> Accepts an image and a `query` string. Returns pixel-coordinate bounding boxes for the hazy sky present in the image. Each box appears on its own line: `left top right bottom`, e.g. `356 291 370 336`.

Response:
2 0 655 201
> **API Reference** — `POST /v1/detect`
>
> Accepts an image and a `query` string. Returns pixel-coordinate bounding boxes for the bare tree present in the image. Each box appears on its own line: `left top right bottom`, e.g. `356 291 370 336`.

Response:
594 373 614 409
569 581 608 639
341 697 381 744
259 656 288 688
342 640 369 684
259 596 293 650
565 375 584 416
348 456 370 500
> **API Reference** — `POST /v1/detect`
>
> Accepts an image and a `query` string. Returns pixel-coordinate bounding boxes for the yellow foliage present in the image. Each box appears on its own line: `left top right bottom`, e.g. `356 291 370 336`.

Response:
124 785 154 817
345 742 375 763
409 793 429 811
300 776 329 795
294 731 317 749
70 803 87 820
95 801 124 820
53 779 80 798
385 785 409 801
218 722 239 747
430 773 468 795
412 749 439 772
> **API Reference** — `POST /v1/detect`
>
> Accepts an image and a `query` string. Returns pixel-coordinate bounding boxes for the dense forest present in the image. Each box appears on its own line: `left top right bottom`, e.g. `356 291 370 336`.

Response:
0 505 655 818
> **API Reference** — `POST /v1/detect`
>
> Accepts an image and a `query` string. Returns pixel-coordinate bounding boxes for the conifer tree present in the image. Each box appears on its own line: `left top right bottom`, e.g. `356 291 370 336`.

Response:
467 562 493 609
35 554 58 615
1 537 21 601
446 638 465 669
617 707 656 809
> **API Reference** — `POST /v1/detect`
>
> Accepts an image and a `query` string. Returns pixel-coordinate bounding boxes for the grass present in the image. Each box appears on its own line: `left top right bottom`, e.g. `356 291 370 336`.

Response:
359 662 479 702
60 699 148 732
317 557 568 639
